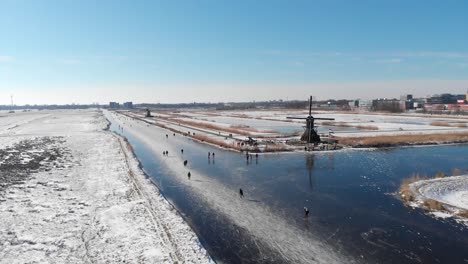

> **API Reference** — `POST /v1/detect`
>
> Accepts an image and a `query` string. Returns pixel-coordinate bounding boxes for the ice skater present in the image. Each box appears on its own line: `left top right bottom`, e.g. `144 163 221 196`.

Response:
208 152 211 158
183 160 188 166
239 188 244 198
181 149 184 154
187 171 191 179
212 152 215 158
304 207 310 218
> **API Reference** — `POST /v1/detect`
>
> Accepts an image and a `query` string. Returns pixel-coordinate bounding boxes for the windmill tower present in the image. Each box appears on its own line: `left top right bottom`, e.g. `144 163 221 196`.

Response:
287 96 335 143
9 95 14 113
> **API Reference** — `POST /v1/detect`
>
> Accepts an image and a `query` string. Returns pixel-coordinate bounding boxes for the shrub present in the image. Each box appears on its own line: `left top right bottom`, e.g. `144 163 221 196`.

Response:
399 174 426 202
263 144 291 152
430 121 468 128
423 199 445 211
452 168 462 176
457 210 468 218
430 121 450 127
320 121 378 130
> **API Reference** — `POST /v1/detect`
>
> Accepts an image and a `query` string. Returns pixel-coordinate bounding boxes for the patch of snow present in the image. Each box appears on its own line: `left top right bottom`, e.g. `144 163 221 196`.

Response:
409 175 468 225
0 110 212 263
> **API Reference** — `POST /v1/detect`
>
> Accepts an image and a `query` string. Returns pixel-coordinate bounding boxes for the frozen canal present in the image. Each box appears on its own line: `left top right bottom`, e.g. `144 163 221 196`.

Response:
107 111 468 264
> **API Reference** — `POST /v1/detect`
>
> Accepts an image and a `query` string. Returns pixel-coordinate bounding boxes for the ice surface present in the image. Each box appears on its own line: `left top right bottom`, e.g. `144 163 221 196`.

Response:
106 110 353 264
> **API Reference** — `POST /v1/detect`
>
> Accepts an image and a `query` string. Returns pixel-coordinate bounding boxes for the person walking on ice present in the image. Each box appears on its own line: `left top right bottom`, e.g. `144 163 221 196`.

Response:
239 188 244 198
304 207 310 218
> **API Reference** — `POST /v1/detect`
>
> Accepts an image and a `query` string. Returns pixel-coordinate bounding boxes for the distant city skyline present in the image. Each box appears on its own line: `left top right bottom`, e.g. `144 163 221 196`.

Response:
1 0 468 105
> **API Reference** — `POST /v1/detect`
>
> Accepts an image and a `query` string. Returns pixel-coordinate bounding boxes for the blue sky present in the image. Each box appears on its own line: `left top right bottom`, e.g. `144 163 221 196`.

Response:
1 0 468 104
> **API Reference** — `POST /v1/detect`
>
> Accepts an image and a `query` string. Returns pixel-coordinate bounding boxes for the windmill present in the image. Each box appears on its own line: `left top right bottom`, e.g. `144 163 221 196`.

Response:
9 95 15 113
145 108 152 117
287 96 335 143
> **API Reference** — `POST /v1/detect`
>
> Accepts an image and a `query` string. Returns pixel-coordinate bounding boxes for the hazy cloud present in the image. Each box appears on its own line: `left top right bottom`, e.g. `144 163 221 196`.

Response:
288 61 305 66
263 50 468 60
389 52 468 59
376 58 403 64
0 55 15 63
58 59 84 65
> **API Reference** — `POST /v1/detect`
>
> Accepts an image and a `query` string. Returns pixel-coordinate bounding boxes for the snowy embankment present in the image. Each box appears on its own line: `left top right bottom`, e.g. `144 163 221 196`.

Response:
0 110 211 263
409 175 468 225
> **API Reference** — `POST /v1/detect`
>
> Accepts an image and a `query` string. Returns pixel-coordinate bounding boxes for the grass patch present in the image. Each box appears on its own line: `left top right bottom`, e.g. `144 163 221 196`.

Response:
430 121 468 128
321 121 379 130
263 144 291 152
399 174 426 202
430 121 450 126
457 210 468 218
337 132 468 147
452 168 462 176
423 199 445 211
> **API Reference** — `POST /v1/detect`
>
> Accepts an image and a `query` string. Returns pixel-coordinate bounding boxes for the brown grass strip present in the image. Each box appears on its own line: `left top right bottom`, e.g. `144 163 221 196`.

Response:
263 144 292 152
320 121 378 130
457 210 468 218
423 199 445 211
430 121 468 128
337 132 468 147
399 174 427 202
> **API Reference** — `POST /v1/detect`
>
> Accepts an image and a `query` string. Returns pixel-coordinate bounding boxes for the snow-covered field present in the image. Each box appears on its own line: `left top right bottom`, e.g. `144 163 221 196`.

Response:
143 109 468 138
410 175 468 225
0 110 211 263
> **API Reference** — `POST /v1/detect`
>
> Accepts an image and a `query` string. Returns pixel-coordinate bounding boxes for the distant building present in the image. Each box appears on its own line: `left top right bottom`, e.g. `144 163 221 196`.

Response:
372 98 402 112
109 102 119 109
347 99 372 111
348 100 359 108
424 104 468 112
426 93 465 105
358 100 373 110
423 93 468 112
400 94 414 110
123 102 133 108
